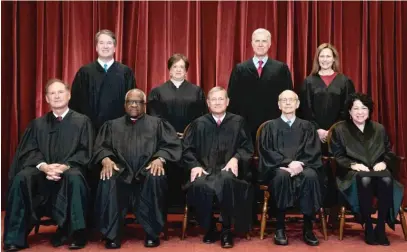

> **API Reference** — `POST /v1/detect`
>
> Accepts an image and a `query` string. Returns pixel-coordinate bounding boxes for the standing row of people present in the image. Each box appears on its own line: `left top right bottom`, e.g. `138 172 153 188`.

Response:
3 27 402 251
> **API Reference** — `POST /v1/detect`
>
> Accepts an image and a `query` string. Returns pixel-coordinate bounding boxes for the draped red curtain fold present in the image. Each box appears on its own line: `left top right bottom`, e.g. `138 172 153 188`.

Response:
2 1 407 206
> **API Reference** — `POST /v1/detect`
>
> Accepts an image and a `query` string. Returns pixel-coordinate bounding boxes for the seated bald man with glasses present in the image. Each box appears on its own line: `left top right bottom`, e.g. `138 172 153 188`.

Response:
257 90 323 246
92 89 182 249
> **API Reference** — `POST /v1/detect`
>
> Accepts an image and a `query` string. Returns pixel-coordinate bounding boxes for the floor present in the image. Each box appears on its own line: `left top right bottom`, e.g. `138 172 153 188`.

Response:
1 212 407 252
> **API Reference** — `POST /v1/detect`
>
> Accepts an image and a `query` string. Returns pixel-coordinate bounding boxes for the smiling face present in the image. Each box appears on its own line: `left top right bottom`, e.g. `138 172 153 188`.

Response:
45 81 71 110
349 99 369 125
251 31 271 57
318 48 334 71
207 89 229 115
96 34 116 59
169 59 187 81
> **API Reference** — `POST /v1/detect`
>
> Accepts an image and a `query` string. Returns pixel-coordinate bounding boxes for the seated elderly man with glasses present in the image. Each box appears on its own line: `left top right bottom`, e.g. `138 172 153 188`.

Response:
92 89 182 249
257 90 323 246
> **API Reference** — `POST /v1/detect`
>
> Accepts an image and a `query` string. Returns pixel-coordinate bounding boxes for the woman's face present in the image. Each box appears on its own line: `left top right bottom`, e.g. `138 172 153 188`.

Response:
349 99 369 125
169 59 187 81
318 48 334 71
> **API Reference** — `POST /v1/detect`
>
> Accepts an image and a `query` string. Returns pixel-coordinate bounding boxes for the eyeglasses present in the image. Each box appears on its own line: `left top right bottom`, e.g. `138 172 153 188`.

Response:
279 98 297 103
125 100 145 106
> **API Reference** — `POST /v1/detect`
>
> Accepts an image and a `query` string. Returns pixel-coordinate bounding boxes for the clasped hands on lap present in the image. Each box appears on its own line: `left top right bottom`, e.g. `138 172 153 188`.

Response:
280 161 304 177
39 163 70 181
350 162 386 172
100 157 165 180
190 157 238 182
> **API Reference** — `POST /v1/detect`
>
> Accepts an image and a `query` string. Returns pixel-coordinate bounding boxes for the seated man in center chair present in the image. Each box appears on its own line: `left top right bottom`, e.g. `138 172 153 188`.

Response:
92 89 182 249
258 90 323 246
182 87 254 248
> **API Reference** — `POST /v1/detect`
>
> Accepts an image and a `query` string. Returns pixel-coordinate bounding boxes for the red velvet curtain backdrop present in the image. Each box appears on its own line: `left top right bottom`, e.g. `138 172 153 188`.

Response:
2 1 407 206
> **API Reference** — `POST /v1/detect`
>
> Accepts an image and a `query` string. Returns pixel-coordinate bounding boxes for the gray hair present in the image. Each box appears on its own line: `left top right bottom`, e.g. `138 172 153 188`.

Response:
207 86 228 99
252 28 272 42
125 89 146 102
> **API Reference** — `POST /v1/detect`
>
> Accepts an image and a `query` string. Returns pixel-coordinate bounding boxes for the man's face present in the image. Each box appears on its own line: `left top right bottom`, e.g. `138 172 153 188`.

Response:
207 90 229 114
124 91 145 117
278 91 299 114
169 59 187 81
96 34 116 58
251 32 271 57
45 82 71 109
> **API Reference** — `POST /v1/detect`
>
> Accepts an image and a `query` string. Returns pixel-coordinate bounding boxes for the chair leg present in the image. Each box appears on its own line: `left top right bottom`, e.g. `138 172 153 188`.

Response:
246 232 251 240
399 207 407 241
260 191 270 240
319 208 328 241
181 204 188 240
34 223 40 234
339 206 346 240
163 223 169 241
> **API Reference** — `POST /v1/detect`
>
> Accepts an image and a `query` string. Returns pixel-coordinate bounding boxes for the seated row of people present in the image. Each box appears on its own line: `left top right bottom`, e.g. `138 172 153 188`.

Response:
3 79 402 251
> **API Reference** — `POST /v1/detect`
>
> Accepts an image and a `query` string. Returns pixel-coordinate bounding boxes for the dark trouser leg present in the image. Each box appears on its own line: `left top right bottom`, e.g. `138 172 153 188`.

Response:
187 175 215 232
357 176 374 231
136 173 168 239
57 168 89 234
94 175 129 241
3 168 44 248
376 176 393 233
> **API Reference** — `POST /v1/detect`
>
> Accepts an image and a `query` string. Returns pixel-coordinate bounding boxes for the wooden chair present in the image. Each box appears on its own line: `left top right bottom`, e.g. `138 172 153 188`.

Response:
180 124 251 240
255 120 328 240
326 121 407 241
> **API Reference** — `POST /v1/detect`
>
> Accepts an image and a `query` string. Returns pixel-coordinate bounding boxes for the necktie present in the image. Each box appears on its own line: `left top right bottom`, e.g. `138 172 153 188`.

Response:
286 120 291 127
217 119 222 127
56 116 63 122
257 60 263 76
103 63 108 72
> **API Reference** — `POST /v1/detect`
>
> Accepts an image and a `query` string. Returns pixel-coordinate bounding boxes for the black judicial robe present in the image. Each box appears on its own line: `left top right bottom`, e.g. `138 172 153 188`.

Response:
147 80 207 133
299 73 355 130
92 114 182 238
227 59 293 141
69 61 136 130
4 110 93 247
330 120 404 228
182 113 254 232
258 118 323 212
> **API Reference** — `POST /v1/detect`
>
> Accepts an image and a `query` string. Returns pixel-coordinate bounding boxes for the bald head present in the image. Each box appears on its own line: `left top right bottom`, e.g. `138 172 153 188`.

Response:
278 90 298 101
278 90 300 115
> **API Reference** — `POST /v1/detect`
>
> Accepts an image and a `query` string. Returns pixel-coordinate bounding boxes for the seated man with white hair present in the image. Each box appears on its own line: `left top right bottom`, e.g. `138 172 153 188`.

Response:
92 89 182 249
258 90 323 246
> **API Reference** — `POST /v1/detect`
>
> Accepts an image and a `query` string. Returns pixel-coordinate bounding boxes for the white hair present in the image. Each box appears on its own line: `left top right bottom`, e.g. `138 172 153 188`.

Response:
125 88 146 101
252 28 272 42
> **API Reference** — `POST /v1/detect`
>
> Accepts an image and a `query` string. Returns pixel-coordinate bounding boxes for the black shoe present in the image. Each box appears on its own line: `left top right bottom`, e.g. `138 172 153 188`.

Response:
3 244 21 251
69 229 87 249
51 226 68 247
144 235 160 248
220 230 234 248
274 229 288 246
364 228 377 245
303 229 320 246
105 238 121 249
203 230 218 244
375 228 390 246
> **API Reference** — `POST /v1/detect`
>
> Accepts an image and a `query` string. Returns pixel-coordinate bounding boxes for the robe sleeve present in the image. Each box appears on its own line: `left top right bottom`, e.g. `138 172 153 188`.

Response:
197 87 208 116
301 124 323 170
69 69 85 114
380 126 397 173
91 121 118 166
282 64 294 90
181 121 204 171
339 78 355 120
147 88 163 117
65 118 94 173
227 65 241 114
151 120 182 163
8 121 45 180
259 122 293 170
330 126 354 170
125 67 136 91
299 79 320 129
234 119 254 163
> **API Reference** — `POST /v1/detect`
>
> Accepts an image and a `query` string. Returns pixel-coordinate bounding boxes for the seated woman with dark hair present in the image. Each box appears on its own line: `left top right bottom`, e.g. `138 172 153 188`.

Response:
330 92 404 246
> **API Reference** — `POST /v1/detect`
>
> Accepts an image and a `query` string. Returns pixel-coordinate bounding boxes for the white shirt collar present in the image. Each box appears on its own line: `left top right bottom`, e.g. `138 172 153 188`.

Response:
53 108 69 119
281 114 296 125
170 79 184 88
212 113 226 123
97 58 115 70
253 56 268 66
